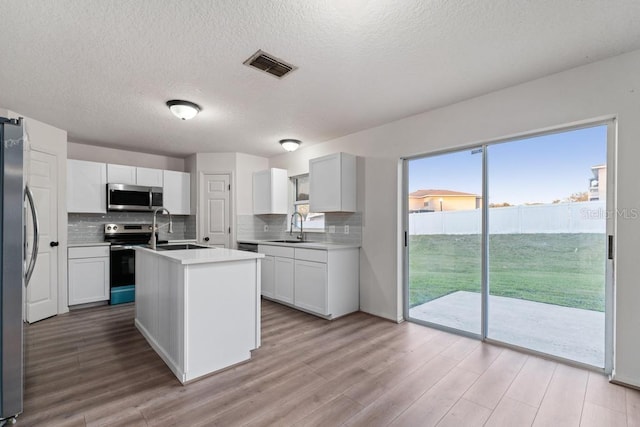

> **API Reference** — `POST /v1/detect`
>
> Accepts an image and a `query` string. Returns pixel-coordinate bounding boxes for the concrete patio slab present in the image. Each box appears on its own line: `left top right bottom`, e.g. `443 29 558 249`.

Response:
409 291 604 367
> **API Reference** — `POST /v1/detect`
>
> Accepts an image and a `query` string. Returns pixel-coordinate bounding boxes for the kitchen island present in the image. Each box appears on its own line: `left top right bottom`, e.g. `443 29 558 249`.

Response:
134 246 264 384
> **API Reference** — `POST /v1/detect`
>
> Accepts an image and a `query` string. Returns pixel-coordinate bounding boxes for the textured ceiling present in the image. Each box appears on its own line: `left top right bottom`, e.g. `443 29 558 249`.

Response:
1 1 640 158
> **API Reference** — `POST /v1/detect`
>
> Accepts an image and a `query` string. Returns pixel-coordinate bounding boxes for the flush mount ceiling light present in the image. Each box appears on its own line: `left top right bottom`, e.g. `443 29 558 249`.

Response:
279 139 301 152
166 100 200 120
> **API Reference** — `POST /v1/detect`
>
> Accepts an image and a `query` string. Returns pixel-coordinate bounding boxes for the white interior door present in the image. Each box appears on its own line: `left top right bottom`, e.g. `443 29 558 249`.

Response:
26 149 58 323
200 174 230 248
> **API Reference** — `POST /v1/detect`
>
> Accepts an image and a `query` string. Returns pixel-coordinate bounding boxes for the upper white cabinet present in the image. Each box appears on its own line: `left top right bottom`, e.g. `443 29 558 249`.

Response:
67 159 107 213
163 170 191 215
107 164 136 184
137 167 164 187
253 168 288 214
309 152 356 212
107 164 163 187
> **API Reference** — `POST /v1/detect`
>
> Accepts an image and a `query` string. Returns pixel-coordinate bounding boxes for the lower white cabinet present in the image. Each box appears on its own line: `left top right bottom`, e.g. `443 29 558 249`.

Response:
258 244 359 319
68 246 110 306
274 257 294 304
261 255 275 298
294 260 328 315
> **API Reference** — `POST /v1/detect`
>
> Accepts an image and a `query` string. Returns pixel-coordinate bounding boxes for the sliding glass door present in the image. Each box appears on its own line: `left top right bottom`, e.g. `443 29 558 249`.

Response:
406 148 483 336
404 122 612 369
486 125 608 367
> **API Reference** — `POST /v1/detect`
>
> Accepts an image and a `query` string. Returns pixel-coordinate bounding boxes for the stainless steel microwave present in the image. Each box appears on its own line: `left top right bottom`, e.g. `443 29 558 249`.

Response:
107 183 163 212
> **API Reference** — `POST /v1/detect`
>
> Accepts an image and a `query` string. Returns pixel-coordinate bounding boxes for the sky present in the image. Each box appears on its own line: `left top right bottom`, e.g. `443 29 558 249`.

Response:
408 124 607 205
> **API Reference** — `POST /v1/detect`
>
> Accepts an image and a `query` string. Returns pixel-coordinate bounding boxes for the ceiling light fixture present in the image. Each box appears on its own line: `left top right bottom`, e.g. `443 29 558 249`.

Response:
279 139 301 152
166 100 200 120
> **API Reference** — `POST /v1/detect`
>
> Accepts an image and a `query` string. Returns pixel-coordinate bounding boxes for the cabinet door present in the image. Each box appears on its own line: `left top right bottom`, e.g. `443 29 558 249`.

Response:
253 170 272 214
163 170 191 214
309 153 356 212
137 167 164 187
67 159 107 213
261 255 275 298
253 169 288 214
107 164 136 184
274 256 294 304
68 257 109 305
294 260 328 315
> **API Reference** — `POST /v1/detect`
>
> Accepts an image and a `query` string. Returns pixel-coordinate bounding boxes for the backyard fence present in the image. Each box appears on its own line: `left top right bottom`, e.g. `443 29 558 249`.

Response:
409 201 606 235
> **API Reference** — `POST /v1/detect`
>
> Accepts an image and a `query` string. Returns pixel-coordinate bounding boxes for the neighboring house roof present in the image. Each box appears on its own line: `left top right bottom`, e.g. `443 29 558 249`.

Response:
409 189 479 198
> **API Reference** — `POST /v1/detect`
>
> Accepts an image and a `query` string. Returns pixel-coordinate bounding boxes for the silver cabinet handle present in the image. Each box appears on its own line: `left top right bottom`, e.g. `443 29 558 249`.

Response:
24 185 39 287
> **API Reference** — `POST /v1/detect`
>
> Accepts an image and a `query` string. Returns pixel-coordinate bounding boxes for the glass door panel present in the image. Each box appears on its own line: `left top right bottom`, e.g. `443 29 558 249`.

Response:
486 125 607 367
407 148 483 335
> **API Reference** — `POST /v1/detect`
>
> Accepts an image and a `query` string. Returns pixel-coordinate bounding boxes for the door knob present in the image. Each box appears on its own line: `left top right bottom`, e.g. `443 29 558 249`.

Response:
50 241 59 247
203 237 210 242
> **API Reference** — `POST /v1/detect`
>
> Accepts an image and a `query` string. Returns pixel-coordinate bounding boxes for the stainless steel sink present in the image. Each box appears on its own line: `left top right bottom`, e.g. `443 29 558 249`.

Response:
266 240 306 244
155 244 211 251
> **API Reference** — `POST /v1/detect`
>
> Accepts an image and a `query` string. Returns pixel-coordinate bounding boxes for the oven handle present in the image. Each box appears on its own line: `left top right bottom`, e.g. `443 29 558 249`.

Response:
110 245 140 251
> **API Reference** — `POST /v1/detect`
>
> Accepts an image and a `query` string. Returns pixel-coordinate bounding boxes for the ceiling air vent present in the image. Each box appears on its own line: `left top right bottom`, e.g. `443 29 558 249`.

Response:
243 50 297 79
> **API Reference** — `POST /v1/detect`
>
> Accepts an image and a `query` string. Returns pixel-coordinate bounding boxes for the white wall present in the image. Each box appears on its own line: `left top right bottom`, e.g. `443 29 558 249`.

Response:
270 48 640 387
187 152 268 246
68 141 185 171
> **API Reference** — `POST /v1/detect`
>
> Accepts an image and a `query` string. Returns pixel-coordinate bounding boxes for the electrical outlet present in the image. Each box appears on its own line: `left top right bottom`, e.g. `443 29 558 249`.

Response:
344 225 349 235
263 225 269 232
328 225 336 233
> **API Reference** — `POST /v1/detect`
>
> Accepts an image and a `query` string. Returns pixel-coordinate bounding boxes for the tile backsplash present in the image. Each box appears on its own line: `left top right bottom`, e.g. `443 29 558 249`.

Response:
236 212 362 245
68 212 196 243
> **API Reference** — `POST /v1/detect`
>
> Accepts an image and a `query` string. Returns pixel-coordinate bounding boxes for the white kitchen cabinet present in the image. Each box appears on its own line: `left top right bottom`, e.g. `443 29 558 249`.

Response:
253 168 288 214
309 152 356 212
137 167 164 187
68 246 110 306
67 159 107 213
261 255 275 298
107 164 163 187
258 245 294 303
293 247 358 318
258 244 359 319
294 260 328 315
107 164 136 184
274 257 294 304
163 170 191 214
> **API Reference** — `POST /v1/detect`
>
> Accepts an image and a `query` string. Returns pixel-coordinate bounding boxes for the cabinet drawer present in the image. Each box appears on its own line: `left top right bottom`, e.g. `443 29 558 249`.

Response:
294 248 327 263
69 246 110 259
258 245 294 258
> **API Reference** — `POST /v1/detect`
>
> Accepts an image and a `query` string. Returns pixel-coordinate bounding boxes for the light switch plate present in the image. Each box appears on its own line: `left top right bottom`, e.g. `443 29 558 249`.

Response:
344 225 349 234
328 225 336 233
264 225 269 232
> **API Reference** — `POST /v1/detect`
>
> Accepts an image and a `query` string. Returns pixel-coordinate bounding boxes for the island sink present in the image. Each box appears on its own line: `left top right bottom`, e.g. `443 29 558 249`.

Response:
266 239 306 244
155 243 210 251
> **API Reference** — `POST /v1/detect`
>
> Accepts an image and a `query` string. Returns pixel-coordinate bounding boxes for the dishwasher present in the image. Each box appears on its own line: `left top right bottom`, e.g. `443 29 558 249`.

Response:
237 242 258 252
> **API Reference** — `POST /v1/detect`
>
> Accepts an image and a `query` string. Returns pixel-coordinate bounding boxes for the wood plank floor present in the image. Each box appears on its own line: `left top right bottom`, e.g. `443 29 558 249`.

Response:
20 300 639 426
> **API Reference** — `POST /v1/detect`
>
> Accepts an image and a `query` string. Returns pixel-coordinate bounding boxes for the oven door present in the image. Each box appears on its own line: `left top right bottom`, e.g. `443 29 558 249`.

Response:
110 246 136 288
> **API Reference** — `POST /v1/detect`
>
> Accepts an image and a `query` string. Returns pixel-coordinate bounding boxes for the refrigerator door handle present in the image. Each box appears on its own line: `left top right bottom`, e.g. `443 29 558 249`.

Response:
24 184 39 286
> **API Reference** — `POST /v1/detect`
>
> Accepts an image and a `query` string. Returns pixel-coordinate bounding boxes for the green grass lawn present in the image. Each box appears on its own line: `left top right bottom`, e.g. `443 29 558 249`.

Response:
408 233 606 311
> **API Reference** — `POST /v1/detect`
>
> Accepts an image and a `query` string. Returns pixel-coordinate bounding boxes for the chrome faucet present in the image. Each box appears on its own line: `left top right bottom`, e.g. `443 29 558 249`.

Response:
149 207 173 250
290 211 304 241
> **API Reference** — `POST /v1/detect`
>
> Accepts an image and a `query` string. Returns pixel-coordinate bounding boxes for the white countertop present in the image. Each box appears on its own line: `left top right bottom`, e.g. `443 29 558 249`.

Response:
68 242 111 247
135 245 264 265
237 239 360 250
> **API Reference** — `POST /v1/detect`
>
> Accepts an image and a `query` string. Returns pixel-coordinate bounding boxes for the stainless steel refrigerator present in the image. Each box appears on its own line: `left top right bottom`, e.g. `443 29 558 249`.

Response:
0 117 38 424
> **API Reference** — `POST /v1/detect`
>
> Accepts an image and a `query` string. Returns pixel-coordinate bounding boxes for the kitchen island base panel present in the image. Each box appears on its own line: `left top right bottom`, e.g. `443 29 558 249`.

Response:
185 262 257 382
135 248 261 384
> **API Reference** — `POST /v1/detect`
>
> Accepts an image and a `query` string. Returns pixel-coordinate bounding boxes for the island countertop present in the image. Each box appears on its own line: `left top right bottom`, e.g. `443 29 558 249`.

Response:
134 245 264 265
237 239 360 250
